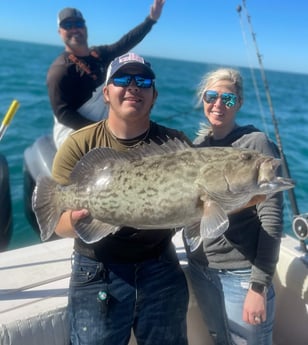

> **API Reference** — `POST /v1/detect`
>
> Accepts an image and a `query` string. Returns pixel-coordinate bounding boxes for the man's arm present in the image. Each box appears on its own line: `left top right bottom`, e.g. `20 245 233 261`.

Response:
99 0 166 59
52 138 91 238
150 0 165 21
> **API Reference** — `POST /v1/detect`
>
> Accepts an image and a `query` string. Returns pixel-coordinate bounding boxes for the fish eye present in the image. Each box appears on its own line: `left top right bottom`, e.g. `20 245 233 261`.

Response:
241 152 253 161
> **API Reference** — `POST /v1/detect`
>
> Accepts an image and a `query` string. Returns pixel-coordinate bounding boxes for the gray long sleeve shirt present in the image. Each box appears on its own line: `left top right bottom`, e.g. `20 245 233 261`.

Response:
187 125 284 286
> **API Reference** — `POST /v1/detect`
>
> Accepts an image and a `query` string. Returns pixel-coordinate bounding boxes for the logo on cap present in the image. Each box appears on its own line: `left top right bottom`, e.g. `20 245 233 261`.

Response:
118 53 145 64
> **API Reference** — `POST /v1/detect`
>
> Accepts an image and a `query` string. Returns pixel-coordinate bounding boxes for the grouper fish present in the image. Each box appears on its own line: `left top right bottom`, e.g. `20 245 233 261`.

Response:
32 138 294 250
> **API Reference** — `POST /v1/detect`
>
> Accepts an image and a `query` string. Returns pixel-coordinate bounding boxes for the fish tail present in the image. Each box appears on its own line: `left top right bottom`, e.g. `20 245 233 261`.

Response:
32 176 62 241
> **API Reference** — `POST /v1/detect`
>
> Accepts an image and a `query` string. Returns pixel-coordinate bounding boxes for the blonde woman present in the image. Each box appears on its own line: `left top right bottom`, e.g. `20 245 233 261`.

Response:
184 68 283 345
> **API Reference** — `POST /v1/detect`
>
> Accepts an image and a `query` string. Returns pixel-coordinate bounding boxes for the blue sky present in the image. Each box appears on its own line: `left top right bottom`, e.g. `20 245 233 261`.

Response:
1 0 307 74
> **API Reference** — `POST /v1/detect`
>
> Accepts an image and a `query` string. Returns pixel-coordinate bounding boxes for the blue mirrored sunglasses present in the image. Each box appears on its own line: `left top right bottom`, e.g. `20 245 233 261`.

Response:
203 90 237 107
110 75 154 88
60 20 85 30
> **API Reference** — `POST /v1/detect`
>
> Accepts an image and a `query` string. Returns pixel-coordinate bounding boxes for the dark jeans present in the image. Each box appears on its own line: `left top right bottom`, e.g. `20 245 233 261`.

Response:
69 244 189 345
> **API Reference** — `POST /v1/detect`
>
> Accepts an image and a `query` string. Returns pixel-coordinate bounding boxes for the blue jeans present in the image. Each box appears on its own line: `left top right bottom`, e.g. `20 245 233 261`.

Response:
188 258 275 345
69 244 189 345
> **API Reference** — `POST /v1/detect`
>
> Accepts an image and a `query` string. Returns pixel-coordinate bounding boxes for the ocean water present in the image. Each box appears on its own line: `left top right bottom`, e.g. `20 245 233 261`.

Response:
0 38 307 250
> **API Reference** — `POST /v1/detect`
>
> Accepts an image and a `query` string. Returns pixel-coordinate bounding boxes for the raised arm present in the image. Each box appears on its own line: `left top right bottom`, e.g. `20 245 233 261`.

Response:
149 0 166 21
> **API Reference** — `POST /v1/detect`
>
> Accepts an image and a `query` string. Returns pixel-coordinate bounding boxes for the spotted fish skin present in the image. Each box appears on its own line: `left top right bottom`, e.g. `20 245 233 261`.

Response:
32 138 294 246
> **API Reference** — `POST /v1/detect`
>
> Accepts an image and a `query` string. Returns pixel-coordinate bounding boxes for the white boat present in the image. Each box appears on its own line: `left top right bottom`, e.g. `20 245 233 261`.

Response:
0 229 307 345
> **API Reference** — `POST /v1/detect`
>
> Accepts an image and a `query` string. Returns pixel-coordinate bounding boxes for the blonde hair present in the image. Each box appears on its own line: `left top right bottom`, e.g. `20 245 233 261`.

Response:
196 68 243 107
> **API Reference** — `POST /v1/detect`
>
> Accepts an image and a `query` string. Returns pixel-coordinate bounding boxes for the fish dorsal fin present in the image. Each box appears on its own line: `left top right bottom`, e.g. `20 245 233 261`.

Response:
137 137 191 155
69 138 191 183
69 147 130 184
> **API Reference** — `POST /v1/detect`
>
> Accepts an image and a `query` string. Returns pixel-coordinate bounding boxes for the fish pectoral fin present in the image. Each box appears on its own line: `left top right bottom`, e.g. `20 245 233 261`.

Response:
185 235 202 252
201 200 229 239
183 222 202 252
75 217 120 244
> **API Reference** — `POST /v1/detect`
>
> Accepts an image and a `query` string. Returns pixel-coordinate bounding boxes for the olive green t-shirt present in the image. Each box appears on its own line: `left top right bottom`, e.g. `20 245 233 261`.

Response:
52 119 192 263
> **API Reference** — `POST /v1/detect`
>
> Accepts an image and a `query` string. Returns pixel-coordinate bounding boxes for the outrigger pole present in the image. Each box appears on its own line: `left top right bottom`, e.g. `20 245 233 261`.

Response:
237 1 307 252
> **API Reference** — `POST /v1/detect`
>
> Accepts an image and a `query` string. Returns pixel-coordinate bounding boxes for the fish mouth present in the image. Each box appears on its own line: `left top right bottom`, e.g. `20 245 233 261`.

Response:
256 157 295 192
258 176 295 192
258 177 295 194
257 157 280 182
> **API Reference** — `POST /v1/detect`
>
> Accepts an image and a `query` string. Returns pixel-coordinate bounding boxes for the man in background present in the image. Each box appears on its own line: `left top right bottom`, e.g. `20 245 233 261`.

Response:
47 0 165 149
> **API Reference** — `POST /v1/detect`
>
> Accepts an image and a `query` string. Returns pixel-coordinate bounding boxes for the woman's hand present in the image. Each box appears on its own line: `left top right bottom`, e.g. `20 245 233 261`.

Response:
242 288 267 325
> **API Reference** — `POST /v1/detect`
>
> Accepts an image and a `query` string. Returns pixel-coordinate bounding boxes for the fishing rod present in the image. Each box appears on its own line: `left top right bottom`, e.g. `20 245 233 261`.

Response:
237 1 307 252
0 100 20 141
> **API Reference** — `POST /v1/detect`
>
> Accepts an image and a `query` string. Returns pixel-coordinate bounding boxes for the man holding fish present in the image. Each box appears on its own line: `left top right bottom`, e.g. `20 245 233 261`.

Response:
44 53 191 345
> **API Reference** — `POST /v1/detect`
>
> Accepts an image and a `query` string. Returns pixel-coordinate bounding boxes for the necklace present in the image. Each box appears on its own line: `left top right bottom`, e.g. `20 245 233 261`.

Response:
105 120 151 148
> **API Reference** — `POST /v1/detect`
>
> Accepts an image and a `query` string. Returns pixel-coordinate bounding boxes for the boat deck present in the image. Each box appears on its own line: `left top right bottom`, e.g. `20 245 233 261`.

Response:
1 233 307 345
0 238 71 345
0 234 212 345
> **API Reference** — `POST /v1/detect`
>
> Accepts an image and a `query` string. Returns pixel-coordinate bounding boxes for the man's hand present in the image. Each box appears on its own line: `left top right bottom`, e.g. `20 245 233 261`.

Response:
229 195 266 215
245 195 266 207
150 0 165 21
55 209 89 238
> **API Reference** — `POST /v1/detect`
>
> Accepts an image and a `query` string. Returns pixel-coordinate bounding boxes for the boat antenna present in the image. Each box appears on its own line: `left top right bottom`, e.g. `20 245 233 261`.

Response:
236 5 269 136
237 1 307 252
